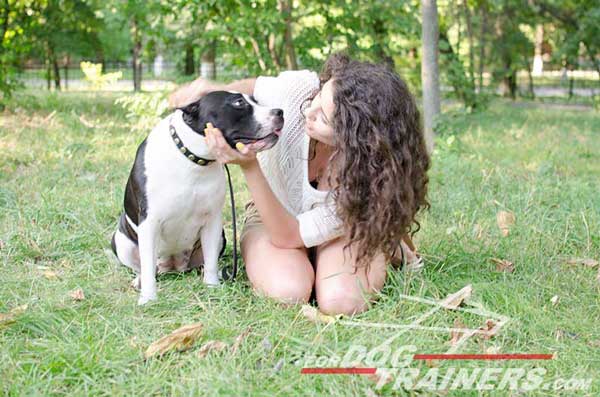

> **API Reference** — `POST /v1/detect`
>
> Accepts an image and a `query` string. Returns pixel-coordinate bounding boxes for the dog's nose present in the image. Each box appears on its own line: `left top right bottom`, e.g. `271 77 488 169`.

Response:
270 109 283 117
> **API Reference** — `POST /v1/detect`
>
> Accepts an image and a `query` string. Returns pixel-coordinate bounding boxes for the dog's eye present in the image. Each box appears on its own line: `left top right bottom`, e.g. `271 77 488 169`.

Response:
232 98 247 108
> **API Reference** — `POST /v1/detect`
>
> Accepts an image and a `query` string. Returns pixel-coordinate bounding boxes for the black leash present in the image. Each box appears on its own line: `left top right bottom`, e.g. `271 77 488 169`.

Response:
222 164 238 281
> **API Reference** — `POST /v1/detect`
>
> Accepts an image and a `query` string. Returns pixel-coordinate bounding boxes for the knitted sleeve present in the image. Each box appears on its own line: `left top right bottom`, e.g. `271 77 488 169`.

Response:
296 203 344 248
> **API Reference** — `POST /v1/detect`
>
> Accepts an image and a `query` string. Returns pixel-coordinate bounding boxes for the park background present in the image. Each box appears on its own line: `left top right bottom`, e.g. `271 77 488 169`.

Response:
1 1 599 396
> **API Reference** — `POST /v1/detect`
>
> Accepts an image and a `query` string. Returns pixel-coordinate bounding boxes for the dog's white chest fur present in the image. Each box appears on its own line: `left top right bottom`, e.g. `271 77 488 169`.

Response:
144 117 226 258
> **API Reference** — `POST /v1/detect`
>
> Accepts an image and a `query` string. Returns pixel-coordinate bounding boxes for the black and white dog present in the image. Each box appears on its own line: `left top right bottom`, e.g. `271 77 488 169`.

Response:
111 92 283 305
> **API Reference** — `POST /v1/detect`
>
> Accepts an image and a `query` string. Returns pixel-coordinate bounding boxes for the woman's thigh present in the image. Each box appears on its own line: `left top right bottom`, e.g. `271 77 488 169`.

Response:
241 225 315 304
315 237 387 315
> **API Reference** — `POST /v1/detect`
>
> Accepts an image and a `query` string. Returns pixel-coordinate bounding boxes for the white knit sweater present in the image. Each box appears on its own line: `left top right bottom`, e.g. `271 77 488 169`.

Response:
253 70 343 247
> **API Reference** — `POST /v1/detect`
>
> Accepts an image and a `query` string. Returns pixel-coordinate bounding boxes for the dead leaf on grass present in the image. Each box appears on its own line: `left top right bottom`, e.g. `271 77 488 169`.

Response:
496 211 515 237
0 304 28 327
566 258 599 268
490 258 515 273
478 319 498 340
440 285 472 310
69 288 85 301
301 304 338 324
231 327 251 354
42 270 59 280
144 322 203 359
197 340 228 358
449 318 467 347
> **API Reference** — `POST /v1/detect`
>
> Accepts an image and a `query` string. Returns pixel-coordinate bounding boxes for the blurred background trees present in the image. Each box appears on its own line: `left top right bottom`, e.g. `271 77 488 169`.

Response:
1 0 598 108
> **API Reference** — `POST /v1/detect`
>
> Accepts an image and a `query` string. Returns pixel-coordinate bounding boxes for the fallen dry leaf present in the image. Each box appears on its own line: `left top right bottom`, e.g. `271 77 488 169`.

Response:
231 327 251 354
301 304 337 324
449 318 467 347
566 258 599 268
478 319 498 340
0 304 28 327
490 258 515 273
197 340 228 358
440 285 472 310
42 270 59 280
144 322 203 359
588 340 600 348
69 288 85 301
0 313 15 326
550 295 559 306
496 211 515 237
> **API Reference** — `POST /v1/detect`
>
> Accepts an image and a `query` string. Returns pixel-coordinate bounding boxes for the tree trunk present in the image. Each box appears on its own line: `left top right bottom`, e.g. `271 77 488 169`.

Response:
477 4 487 92
52 56 61 91
279 0 297 69
420 0 440 154
462 0 475 90
527 65 535 98
48 45 60 91
46 58 51 91
64 55 69 91
532 24 544 76
184 42 195 75
200 41 216 80
132 17 142 92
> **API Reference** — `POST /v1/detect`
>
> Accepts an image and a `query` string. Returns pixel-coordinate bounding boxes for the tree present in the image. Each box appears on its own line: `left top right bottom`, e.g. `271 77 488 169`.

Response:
421 0 440 154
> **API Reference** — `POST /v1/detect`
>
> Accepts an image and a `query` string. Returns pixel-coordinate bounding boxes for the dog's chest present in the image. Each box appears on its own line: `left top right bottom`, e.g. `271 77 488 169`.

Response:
143 129 225 252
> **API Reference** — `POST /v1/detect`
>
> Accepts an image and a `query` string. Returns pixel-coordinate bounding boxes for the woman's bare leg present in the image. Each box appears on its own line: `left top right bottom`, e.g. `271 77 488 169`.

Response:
315 237 388 316
241 225 315 304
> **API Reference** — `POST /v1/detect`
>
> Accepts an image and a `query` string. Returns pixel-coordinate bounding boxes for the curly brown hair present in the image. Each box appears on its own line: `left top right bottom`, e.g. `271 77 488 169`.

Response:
319 53 430 268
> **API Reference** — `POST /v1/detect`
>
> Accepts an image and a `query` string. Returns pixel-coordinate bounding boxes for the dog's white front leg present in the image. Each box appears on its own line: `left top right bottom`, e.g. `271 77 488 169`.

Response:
200 213 223 286
137 219 159 304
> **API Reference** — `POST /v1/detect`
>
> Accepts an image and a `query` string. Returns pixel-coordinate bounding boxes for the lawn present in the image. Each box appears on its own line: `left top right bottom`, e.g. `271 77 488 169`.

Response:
1 91 599 396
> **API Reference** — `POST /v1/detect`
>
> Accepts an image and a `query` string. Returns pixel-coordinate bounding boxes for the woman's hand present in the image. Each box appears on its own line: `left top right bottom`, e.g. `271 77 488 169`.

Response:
204 123 259 168
168 77 221 108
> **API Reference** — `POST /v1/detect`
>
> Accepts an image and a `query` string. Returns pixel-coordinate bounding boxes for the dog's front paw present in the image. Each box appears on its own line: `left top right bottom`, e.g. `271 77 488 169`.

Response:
137 292 157 305
203 273 220 287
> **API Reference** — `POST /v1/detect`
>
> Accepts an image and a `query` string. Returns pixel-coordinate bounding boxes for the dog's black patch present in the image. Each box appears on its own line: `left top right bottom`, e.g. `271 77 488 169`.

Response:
123 138 148 227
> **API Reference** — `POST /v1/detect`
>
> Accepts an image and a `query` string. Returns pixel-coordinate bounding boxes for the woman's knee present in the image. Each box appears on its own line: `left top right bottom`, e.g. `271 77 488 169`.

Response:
317 289 369 316
258 274 313 304
242 226 314 304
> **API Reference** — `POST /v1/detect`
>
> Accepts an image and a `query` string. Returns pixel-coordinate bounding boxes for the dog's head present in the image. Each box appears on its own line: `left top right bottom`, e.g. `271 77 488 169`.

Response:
178 91 284 152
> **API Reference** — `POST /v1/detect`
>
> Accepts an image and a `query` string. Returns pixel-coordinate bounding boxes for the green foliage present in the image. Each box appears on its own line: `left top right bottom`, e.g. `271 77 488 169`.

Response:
115 91 169 130
80 62 123 90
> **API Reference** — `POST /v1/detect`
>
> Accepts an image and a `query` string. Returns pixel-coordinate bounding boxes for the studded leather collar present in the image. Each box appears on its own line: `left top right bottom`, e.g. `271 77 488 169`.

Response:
169 120 215 166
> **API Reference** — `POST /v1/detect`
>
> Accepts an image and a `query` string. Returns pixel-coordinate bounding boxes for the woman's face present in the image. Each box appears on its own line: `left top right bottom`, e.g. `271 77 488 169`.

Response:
304 79 335 146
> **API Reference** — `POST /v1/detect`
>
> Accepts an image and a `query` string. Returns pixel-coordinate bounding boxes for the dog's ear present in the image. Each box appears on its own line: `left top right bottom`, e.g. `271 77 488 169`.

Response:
177 101 200 116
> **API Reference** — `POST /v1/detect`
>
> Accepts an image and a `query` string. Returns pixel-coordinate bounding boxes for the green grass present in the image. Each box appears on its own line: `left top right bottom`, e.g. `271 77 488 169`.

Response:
1 91 599 396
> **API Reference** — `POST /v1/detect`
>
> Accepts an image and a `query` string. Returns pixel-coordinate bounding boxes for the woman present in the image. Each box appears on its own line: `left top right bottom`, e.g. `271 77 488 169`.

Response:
169 54 430 315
